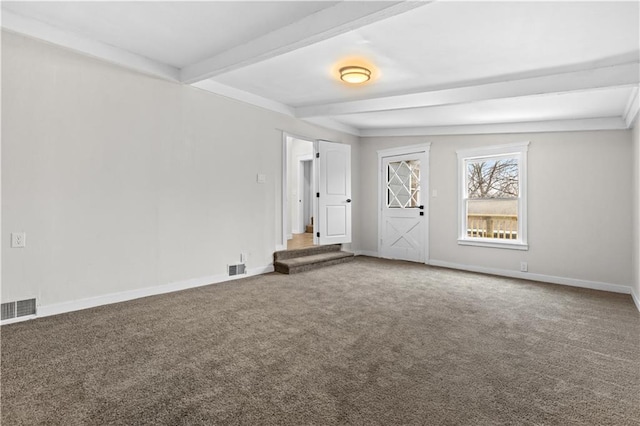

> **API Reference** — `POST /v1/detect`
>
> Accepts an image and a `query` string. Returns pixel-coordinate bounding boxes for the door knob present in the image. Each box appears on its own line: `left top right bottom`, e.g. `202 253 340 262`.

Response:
346 199 352 203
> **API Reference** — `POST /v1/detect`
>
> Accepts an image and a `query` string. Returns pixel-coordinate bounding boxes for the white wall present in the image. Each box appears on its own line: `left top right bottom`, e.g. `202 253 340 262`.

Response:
632 120 640 306
360 131 633 290
1 32 360 311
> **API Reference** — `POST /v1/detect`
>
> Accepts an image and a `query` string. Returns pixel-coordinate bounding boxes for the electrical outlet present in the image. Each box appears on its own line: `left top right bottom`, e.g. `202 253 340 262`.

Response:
11 232 26 248
520 261 528 272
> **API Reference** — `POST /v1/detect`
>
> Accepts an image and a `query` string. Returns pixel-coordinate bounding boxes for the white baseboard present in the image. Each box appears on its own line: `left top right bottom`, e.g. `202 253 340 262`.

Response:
631 287 640 312
0 314 37 326
355 250 379 257
11 264 274 324
429 259 632 295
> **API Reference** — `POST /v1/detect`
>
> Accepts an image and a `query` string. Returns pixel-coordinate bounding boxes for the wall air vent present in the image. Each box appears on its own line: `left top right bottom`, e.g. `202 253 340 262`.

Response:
228 264 246 276
1 302 16 320
1 298 36 320
17 299 37 317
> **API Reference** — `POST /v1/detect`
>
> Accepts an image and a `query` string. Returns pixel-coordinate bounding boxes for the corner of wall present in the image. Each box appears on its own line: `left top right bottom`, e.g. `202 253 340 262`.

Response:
631 287 640 313
632 120 640 310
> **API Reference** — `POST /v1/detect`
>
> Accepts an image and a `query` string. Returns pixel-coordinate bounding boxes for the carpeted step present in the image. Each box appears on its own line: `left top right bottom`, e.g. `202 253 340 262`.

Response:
274 250 354 274
274 244 341 262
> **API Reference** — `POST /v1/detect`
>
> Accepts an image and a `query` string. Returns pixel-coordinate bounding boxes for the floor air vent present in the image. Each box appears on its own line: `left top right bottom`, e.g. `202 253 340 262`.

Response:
228 264 246 276
1 298 36 320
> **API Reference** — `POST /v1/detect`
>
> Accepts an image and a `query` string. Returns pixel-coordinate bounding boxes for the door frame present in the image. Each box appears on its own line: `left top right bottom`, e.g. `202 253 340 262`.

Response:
377 143 431 264
280 132 317 251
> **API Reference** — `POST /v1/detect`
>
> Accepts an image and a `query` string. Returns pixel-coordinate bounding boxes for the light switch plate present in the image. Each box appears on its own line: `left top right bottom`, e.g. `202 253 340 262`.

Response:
257 173 266 184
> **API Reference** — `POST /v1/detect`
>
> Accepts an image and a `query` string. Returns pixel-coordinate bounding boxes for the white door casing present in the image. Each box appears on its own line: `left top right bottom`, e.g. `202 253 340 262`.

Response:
281 132 315 250
317 140 352 245
378 144 430 263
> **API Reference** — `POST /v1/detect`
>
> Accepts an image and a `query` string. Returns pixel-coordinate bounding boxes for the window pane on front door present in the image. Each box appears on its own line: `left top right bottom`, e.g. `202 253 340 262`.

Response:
387 160 420 208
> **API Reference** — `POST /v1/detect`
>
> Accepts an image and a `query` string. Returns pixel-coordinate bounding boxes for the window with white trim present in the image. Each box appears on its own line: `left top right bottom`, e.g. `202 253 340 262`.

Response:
457 142 529 250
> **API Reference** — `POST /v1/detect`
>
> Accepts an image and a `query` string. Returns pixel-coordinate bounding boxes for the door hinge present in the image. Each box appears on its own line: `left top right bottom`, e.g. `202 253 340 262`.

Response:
316 192 320 198
315 153 319 158
317 232 320 237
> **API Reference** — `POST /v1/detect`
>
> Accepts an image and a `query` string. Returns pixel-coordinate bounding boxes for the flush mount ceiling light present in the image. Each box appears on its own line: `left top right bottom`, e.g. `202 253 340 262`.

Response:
339 66 371 84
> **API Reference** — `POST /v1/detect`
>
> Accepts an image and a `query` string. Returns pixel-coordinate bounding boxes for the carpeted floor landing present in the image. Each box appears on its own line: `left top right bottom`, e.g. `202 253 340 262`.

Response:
2 257 639 425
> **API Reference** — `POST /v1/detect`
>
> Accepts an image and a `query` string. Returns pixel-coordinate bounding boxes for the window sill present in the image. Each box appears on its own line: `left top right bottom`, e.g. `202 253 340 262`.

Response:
457 238 528 251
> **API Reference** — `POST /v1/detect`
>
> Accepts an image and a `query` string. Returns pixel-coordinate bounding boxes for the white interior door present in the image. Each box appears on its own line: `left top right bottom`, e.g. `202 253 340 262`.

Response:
317 140 351 245
380 150 428 262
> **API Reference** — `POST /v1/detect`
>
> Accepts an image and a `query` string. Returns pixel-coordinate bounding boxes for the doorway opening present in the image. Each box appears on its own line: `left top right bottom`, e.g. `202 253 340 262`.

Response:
285 135 316 250
280 134 352 252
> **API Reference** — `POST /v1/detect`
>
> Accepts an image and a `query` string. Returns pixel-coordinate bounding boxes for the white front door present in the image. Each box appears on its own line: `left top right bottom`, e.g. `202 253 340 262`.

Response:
379 148 429 262
317 140 351 245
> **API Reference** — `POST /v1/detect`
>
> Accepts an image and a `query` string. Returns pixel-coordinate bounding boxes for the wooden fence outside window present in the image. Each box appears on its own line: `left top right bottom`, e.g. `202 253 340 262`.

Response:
467 214 518 239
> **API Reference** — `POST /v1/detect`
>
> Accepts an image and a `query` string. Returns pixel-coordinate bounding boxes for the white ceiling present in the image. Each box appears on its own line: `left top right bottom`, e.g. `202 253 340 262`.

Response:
2 1 639 136
216 1 640 105
1 2 341 68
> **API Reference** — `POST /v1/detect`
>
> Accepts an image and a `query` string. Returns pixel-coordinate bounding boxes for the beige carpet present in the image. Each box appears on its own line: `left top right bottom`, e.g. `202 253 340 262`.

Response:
2 257 639 425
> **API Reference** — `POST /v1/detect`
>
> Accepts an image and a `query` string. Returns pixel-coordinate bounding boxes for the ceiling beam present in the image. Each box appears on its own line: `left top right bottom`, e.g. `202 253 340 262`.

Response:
623 87 639 128
1 10 180 81
180 1 430 84
190 80 360 136
295 62 640 118
359 117 629 137
191 79 295 116
302 117 360 137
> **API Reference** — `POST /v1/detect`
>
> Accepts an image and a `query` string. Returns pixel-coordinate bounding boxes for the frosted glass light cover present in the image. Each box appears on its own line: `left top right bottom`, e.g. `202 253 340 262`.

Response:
339 66 371 84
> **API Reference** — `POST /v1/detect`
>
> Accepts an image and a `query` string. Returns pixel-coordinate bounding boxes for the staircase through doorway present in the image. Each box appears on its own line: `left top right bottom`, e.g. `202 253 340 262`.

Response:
287 233 314 250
